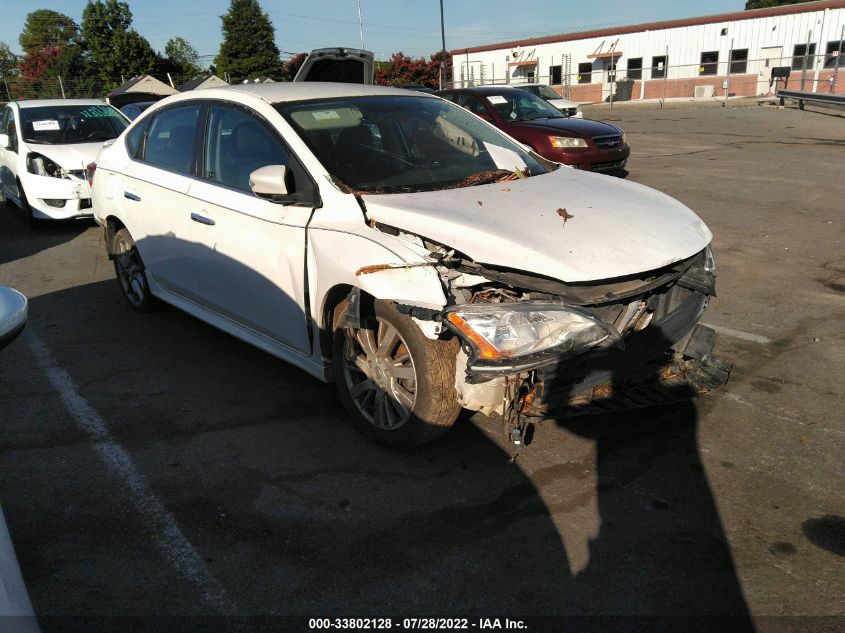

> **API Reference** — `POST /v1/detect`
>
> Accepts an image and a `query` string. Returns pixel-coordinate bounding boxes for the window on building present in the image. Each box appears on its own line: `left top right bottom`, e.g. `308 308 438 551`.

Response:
730 49 749 74
577 62 592 84
550 64 562 85
651 55 667 79
699 51 719 76
627 57 643 80
825 40 845 68
792 43 816 71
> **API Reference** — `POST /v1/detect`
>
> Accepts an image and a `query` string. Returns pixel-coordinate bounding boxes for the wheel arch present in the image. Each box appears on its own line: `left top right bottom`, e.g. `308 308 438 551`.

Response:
104 215 126 257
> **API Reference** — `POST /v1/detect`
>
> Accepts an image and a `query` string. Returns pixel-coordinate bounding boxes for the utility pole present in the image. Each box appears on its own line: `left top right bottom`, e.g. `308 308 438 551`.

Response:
356 0 364 50
439 0 446 90
800 29 812 90
58 76 66 99
724 38 733 107
832 25 844 93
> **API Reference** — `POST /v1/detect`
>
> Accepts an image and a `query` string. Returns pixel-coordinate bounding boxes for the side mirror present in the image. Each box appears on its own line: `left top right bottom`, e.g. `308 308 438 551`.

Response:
249 165 290 201
0 134 9 149
0 286 28 352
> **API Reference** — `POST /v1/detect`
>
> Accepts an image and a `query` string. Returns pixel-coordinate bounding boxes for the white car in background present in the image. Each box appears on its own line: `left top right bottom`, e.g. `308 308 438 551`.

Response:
0 99 128 226
90 81 726 449
508 84 584 118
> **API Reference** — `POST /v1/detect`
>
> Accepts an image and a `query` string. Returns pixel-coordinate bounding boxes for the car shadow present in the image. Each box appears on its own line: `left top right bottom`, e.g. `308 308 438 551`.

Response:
0 236 751 630
0 196 92 266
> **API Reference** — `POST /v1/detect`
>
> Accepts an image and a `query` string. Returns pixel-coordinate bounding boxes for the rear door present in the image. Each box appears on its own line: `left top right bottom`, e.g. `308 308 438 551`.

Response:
185 101 316 355
293 47 374 84
120 102 206 302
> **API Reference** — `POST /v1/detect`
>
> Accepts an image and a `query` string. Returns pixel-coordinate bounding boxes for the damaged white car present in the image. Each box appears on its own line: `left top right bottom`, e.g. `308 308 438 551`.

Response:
0 99 128 225
90 83 729 449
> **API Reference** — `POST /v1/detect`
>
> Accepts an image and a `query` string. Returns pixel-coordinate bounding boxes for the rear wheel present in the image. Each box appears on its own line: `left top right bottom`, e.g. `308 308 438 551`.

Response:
112 228 159 312
333 299 461 449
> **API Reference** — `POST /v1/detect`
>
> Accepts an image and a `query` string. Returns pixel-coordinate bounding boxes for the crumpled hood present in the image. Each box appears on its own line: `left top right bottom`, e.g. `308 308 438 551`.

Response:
363 168 712 283
24 142 104 170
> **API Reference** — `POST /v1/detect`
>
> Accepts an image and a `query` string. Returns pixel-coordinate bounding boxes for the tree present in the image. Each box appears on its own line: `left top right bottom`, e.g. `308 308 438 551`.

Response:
0 42 18 80
19 10 79 54
283 52 307 81
165 37 202 78
374 51 450 89
745 0 812 9
215 0 282 81
81 0 155 88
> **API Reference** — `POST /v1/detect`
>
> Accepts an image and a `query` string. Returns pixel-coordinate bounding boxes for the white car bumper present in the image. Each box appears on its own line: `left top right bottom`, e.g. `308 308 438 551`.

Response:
20 172 93 220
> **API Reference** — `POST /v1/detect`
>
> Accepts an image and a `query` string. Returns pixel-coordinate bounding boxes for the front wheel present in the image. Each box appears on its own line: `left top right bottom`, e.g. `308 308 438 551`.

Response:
112 228 159 312
333 300 461 449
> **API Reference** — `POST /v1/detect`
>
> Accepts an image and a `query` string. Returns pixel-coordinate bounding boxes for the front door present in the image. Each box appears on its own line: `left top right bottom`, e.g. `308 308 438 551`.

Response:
758 46 784 95
186 102 313 355
0 107 20 201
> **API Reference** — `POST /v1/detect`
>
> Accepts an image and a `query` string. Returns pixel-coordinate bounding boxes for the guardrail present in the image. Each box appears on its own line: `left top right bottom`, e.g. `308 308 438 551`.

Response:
777 89 845 110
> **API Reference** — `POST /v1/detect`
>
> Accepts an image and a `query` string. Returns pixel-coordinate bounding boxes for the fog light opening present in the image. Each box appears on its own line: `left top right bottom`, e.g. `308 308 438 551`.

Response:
43 199 67 208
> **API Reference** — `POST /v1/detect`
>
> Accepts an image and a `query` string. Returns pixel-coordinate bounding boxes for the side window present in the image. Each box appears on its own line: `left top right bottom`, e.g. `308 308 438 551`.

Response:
203 104 289 192
1 108 18 153
142 104 201 175
125 118 149 159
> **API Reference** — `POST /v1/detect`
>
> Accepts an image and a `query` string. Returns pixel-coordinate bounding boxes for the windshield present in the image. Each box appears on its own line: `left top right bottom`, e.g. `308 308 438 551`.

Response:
535 85 563 100
276 95 555 194
19 104 128 145
485 91 565 122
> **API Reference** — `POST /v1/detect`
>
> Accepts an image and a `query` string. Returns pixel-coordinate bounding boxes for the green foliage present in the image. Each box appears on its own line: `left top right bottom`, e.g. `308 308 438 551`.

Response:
165 37 202 78
745 0 812 9
215 0 282 81
0 42 18 80
19 10 80 54
82 0 155 89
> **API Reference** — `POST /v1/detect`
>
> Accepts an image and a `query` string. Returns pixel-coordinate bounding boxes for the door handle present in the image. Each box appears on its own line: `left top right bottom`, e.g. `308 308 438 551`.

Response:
124 191 141 201
190 212 215 226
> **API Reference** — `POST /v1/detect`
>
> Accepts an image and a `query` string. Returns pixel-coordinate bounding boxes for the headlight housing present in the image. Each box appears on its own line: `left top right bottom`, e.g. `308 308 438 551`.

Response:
446 303 612 366
26 153 64 178
549 136 588 149
704 245 716 272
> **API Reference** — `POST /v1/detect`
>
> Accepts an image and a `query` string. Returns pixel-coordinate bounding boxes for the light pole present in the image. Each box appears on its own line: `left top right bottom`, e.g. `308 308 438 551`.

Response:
439 0 446 90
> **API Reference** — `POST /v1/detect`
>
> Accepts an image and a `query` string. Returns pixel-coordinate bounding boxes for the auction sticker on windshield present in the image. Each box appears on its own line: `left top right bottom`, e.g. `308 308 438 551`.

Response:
487 96 508 104
32 120 60 131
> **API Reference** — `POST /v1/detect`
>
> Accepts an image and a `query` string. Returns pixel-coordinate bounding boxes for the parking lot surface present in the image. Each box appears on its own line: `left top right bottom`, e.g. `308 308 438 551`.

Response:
1 104 843 631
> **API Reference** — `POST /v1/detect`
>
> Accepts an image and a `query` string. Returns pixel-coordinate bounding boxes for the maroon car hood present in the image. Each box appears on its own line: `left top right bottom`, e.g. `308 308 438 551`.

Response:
508 117 621 136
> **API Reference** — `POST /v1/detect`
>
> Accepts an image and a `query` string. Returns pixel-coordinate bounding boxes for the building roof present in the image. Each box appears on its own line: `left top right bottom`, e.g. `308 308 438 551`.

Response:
178 74 228 91
107 75 176 97
451 0 845 55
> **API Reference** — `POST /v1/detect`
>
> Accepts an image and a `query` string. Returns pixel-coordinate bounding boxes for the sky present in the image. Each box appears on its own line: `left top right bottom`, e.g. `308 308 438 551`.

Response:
0 0 745 62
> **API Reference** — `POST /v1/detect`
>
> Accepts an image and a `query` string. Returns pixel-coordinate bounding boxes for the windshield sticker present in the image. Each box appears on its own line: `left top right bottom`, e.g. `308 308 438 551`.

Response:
312 110 341 121
483 142 528 172
78 105 117 119
487 95 508 105
32 120 60 131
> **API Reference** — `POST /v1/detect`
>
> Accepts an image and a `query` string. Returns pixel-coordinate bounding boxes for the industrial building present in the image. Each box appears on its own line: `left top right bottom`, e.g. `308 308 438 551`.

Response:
450 0 845 102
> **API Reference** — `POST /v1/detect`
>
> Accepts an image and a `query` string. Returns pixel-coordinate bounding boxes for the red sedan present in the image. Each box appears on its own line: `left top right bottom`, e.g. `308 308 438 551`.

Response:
438 86 629 173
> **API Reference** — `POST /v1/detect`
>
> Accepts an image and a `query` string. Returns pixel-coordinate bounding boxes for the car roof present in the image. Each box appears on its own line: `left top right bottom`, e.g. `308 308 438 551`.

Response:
14 99 111 109
184 82 439 104
446 86 526 96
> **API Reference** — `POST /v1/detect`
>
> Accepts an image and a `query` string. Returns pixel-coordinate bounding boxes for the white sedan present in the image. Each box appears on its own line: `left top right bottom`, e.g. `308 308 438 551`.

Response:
0 99 128 225
91 82 724 449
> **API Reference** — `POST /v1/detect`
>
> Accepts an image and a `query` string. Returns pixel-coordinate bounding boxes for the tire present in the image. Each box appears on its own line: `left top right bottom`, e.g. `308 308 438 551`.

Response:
333 299 462 449
112 228 159 312
14 179 40 229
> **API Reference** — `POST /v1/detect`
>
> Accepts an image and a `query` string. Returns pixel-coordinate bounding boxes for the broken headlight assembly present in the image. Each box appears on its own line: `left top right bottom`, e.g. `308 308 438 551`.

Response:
446 303 614 372
26 153 65 178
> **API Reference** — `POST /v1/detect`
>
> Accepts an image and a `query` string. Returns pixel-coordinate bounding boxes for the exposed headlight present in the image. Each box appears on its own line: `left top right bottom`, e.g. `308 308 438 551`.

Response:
621 132 627 145
27 153 64 178
447 303 611 361
549 136 588 149
704 245 716 272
